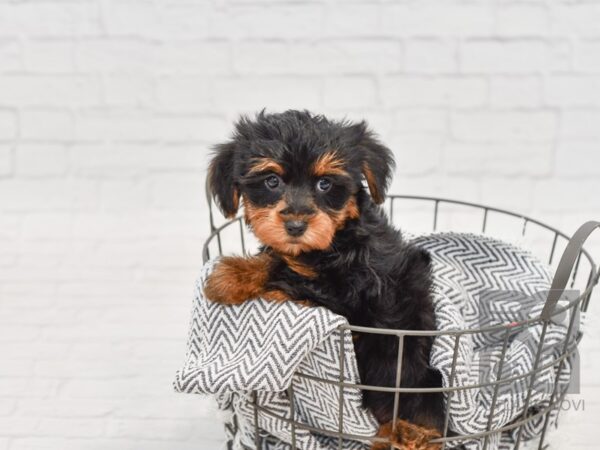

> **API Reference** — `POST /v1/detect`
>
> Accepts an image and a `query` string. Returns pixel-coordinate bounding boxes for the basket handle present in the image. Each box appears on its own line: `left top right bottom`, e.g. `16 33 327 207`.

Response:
541 221 600 320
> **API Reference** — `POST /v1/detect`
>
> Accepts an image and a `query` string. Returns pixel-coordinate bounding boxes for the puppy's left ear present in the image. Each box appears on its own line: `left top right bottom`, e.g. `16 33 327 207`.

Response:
355 122 395 204
208 142 239 218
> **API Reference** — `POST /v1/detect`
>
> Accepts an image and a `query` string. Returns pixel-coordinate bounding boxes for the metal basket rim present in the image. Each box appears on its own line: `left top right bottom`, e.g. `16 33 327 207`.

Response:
202 194 598 335
202 193 600 449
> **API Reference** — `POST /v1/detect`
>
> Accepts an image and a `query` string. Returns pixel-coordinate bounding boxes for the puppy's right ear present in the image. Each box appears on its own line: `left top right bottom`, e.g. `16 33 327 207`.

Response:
208 142 239 218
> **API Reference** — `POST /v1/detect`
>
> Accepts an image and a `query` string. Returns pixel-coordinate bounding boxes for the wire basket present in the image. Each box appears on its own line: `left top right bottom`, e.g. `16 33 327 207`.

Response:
202 195 600 450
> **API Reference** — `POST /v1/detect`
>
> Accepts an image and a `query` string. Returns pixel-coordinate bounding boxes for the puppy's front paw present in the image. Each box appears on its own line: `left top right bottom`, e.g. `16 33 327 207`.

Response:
203 255 271 305
372 420 441 450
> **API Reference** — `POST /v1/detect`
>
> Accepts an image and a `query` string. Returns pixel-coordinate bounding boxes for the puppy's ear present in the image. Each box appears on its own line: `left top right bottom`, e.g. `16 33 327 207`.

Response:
208 142 239 218
355 122 395 204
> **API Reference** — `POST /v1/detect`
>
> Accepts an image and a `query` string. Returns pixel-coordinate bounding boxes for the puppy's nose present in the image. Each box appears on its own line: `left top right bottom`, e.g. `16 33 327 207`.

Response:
284 220 307 237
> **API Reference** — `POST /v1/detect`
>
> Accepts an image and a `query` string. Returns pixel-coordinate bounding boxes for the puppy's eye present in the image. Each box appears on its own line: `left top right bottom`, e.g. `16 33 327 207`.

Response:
264 174 281 190
316 178 332 192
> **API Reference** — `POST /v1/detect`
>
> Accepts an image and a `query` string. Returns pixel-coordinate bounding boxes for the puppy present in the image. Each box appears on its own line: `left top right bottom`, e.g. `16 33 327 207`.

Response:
204 110 444 450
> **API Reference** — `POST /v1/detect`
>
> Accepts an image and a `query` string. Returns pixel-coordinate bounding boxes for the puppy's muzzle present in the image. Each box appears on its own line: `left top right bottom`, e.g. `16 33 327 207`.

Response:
284 220 308 237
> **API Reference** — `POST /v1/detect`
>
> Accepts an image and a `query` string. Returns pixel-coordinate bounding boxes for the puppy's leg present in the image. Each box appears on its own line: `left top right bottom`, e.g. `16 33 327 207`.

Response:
203 254 313 306
371 420 441 450
203 254 272 305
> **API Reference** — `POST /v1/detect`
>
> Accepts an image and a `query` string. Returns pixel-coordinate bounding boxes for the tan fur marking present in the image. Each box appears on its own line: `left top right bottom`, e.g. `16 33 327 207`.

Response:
282 255 317 278
363 163 383 204
243 196 360 256
227 189 240 218
312 151 348 177
344 196 360 220
303 211 337 251
244 199 292 253
261 290 289 303
203 254 271 305
244 198 329 256
330 195 359 230
248 158 284 175
371 420 442 450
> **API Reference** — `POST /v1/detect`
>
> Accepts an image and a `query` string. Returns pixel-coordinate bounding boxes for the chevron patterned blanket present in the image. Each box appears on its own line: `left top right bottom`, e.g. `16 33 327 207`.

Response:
174 233 573 450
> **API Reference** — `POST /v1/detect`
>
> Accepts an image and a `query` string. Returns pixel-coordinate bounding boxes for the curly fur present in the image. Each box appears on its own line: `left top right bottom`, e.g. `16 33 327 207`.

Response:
205 110 445 447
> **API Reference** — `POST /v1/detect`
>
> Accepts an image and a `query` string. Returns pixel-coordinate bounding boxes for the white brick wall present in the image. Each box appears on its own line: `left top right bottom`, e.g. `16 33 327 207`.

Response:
1 1 600 449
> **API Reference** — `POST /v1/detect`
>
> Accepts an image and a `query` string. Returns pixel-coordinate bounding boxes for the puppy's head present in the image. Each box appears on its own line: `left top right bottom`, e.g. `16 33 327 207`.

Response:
208 110 394 256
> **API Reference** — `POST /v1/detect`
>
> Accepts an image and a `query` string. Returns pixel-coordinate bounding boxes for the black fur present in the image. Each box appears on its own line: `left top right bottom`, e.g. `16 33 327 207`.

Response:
208 141 238 217
208 110 445 432
267 192 444 430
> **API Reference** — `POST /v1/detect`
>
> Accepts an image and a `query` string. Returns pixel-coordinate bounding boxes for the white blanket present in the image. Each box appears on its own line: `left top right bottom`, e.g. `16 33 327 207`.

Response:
174 233 574 449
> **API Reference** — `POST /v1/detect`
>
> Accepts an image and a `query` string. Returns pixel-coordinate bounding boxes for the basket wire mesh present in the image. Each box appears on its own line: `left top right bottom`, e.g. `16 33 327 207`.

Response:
202 195 600 450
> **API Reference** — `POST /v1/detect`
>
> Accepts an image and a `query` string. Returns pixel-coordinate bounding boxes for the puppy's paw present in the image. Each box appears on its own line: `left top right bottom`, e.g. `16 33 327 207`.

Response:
371 420 441 450
203 255 270 305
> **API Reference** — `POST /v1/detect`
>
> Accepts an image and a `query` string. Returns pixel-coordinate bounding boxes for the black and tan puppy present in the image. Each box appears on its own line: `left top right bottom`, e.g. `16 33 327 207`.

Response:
204 110 444 450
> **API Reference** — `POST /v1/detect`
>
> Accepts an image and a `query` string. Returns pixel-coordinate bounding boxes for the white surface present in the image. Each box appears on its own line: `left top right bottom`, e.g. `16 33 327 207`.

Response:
1 0 600 449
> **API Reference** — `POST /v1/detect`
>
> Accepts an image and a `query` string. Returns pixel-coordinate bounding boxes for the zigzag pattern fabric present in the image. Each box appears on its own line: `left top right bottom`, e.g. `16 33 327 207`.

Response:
174 260 379 450
173 233 574 450
413 233 573 450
